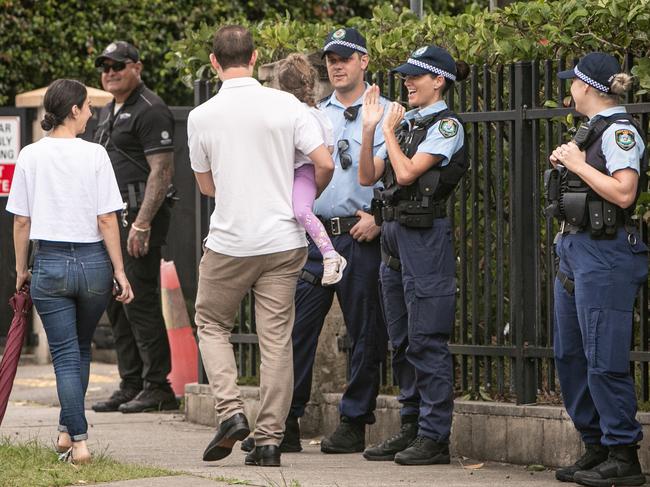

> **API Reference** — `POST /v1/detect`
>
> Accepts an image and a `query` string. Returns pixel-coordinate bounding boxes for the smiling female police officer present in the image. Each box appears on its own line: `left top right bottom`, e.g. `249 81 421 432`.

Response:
548 53 647 487
359 45 468 465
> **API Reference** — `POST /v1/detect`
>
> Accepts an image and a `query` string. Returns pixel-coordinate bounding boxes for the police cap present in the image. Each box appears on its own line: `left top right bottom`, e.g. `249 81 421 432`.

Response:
557 52 621 94
322 28 368 59
392 45 457 81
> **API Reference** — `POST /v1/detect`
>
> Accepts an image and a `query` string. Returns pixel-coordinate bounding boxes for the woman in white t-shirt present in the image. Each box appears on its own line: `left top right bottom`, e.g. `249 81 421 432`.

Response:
6 79 134 464
277 53 347 286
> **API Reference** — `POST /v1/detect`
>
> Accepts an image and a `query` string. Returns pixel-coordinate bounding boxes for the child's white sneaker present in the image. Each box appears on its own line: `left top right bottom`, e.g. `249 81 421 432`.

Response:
322 254 347 286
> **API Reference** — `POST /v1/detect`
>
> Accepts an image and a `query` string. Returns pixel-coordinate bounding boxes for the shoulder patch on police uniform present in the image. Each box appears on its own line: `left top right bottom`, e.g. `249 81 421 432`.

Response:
439 119 458 138
615 129 636 151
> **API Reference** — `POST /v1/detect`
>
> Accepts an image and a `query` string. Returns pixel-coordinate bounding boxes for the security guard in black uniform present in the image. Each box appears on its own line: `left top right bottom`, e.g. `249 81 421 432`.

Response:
547 53 647 487
91 41 178 413
359 45 469 465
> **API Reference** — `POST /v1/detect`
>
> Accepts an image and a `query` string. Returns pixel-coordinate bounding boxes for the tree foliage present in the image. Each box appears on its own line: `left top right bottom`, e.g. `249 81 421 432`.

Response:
2 0 649 106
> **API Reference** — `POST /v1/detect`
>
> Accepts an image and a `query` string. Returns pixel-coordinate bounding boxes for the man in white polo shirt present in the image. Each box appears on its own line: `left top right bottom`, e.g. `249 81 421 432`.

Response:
187 25 334 468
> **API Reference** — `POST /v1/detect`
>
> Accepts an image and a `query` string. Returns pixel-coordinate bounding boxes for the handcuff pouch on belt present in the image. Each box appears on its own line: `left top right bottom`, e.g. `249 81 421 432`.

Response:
372 109 467 229
544 113 645 239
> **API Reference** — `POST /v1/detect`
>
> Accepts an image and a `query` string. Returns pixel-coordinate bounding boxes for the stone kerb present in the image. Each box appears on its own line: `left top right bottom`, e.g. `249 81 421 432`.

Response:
186 386 650 473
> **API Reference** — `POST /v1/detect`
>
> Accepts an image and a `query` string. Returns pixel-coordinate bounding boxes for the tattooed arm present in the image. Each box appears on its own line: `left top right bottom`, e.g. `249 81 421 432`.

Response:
127 151 174 258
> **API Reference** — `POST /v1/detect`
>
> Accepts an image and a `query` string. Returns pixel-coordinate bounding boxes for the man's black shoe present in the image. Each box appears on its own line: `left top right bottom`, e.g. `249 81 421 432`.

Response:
245 445 281 467
555 443 608 482
320 418 365 454
118 388 178 414
203 413 251 461
573 445 646 487
394 435 450 465
363 416 418 461
91 388 140 413
240 416 302 453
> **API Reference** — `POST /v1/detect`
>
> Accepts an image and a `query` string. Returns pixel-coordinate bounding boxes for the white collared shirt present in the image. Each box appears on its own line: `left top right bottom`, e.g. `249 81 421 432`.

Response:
188 77 323 257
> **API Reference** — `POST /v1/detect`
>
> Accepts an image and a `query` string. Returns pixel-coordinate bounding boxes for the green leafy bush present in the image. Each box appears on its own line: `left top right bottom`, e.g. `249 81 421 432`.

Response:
168 0 650 92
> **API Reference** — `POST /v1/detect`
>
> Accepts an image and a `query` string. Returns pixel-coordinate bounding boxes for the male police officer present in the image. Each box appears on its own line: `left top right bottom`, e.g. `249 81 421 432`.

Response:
285 28 389 454
91 41 177 413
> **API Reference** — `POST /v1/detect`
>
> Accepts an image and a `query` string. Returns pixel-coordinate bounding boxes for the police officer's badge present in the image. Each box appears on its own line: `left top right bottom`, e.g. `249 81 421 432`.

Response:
615 129 636 151
439 119 458 138
333 29 346 40
413 47 427 58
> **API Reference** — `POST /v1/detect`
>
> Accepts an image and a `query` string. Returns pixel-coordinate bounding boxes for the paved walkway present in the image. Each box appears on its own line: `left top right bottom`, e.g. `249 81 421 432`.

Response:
1 362 564 486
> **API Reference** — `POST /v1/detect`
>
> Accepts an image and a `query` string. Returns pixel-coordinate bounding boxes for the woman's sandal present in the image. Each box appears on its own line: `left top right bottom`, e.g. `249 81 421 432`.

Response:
58 446 92 465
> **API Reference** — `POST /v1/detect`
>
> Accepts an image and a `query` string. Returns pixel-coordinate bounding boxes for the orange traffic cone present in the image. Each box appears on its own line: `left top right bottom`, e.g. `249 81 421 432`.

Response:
160 259 198 397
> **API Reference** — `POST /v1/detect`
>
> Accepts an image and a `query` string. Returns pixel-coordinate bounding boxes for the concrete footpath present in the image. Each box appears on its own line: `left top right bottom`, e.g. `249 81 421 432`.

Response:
1 362 563 486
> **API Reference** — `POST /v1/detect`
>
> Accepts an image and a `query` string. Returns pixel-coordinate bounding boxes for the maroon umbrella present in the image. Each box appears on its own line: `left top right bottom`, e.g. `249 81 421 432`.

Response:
0 285 32 425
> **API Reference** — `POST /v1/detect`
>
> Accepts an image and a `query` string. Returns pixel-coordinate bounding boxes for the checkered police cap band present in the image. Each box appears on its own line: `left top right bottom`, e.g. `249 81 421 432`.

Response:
407 58 456 81
323 40 368 55
574 66 610 93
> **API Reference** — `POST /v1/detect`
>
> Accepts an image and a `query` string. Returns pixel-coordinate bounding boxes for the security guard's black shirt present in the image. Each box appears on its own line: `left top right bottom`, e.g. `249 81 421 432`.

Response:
94 82 174 192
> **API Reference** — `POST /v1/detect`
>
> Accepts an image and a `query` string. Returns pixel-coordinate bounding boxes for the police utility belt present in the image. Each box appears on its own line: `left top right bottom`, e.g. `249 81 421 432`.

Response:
544 113 645 239
372 191 446 228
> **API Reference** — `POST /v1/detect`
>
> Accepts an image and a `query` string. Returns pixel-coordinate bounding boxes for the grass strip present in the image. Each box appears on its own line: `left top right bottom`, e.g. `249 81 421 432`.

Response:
0 437 179 487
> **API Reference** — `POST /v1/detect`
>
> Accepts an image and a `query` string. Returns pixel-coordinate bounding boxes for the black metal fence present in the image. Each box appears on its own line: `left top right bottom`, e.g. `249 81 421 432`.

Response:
193 56 650 404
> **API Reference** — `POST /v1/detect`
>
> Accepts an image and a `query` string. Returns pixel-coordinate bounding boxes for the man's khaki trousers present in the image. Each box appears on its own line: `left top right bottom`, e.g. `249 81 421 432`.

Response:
195 247 307 446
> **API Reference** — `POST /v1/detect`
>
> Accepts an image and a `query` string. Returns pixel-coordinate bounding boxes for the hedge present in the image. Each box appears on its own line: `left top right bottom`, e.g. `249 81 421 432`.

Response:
168 0 650 93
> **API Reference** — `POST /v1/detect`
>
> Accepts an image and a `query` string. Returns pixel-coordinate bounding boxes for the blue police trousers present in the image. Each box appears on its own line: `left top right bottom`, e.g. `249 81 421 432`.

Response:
289 234 387 424
380 219 456 442
554 228 647 446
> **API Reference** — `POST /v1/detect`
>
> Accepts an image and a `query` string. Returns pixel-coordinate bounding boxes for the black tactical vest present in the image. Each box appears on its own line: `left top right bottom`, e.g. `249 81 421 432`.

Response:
382 109 468 204
546 113 646 237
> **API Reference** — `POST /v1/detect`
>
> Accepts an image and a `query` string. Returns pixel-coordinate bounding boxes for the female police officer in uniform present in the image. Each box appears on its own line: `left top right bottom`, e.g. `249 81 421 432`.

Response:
358 45 468 465
549 53 647 487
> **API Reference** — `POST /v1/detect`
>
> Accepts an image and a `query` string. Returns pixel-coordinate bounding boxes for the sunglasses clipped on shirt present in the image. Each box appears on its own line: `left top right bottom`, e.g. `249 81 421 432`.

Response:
97 61 133 74
337 139 353 170
336 105 362 170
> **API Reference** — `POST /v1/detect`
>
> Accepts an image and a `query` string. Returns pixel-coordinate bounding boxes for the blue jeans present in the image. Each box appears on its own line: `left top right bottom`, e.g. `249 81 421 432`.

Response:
31 240 113 441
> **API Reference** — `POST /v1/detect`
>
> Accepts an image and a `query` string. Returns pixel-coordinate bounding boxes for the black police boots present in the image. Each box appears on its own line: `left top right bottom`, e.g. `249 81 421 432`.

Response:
393 435 450 465
240 415 302 453
91 388 140 412
573 445 646 487
320 417 365 454
363 415 418 461
118 386 178 413
555 443 608 482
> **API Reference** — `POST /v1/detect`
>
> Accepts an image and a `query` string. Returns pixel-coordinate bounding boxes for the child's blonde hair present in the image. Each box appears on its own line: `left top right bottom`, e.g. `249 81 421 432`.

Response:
277 53 318 107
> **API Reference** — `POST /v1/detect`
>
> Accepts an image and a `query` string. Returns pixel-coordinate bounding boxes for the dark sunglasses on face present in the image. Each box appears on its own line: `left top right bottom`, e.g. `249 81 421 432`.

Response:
97 61 132 74
337 139 352 170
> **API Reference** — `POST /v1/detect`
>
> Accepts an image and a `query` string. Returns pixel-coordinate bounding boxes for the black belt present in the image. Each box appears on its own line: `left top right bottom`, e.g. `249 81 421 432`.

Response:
317 216 360 237
381 248 401 272
556 269 574 295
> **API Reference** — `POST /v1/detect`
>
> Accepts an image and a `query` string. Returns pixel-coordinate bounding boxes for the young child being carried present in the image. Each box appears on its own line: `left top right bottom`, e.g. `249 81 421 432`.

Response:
278 53 346 286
